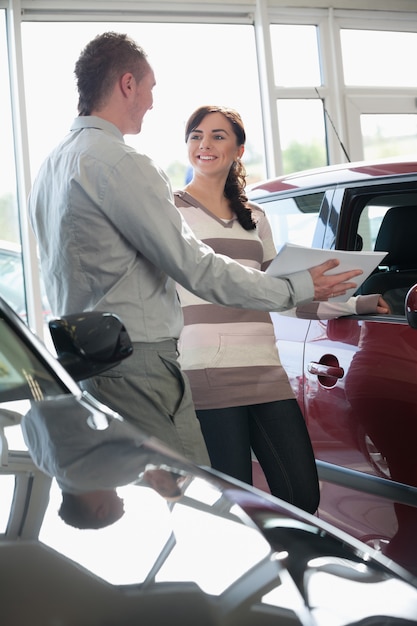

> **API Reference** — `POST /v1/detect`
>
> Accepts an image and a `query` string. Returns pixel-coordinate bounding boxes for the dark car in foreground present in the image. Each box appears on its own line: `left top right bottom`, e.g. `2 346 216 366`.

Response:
247 158 417 576
1 294 417 625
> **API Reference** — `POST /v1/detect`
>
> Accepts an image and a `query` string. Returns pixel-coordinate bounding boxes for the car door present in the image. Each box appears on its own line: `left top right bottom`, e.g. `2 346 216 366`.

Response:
256 174 417 573
252 187 335 416
300 178 417 568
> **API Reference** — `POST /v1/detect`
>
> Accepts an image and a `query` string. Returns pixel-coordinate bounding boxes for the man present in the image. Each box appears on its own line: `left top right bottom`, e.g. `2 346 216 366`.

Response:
22 395 195 529
28 32 361 465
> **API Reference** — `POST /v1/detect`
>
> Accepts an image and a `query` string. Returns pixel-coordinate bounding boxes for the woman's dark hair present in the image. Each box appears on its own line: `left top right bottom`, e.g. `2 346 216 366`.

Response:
75 31 149 116
185 105 256 230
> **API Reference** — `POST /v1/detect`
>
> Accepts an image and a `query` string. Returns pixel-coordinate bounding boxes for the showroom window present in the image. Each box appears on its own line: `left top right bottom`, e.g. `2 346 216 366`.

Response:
341 28 417 160
360 114 417 161
270 24 327 173
340 29 417 87
0 10 26 317
0 5 415 332
21 21 266 190
276 99 327 174
270 24 321 87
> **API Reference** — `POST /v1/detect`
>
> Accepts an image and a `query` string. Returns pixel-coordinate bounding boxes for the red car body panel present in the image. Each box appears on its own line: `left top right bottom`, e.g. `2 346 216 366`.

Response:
248 159 417 196
248 159 417 575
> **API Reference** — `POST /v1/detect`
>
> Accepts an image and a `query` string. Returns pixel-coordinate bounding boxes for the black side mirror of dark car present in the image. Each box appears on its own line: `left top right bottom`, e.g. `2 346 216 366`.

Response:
48 312 133 381
405 284 417 329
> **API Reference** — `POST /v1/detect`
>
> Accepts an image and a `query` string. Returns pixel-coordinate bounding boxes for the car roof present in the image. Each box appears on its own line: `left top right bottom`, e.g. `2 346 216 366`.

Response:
247 158 417 197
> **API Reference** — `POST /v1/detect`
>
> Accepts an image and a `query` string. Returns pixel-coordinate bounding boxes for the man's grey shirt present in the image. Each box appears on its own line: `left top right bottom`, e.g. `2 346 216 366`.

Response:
28 116 313 342
21 395 192 494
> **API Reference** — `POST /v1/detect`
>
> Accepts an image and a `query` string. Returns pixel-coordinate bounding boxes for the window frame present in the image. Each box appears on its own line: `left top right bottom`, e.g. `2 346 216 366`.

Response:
2 0 417 336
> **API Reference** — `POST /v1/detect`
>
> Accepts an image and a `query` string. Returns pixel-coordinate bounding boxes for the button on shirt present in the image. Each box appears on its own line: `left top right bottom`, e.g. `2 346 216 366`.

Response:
28 116 314 342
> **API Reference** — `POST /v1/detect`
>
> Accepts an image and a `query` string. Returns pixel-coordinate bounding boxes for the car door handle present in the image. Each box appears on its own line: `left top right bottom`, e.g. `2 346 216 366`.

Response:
308 362 344 379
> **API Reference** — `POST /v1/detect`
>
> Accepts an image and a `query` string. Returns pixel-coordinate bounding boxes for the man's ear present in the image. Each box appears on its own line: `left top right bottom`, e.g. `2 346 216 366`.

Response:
95 501 109 520
120 72 135 97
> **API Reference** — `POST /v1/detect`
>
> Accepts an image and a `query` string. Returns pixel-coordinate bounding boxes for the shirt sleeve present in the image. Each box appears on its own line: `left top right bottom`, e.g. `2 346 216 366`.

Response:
101 152 314 312
280 294 381 320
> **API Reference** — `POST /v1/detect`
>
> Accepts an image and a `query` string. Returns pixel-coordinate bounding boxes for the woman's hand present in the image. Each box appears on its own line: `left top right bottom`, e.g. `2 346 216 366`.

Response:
376 295 390 314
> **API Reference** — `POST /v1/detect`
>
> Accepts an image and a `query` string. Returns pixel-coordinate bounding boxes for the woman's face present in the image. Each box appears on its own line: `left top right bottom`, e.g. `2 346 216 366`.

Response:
187 112 244 178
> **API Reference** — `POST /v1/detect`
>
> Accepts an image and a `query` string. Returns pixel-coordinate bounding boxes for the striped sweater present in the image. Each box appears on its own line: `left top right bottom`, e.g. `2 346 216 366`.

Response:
174 190 294 410
174 191 381 410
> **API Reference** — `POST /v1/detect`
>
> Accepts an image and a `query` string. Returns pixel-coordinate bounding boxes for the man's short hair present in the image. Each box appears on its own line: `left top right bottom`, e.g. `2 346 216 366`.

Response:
74 31 149 115
58 492 113 529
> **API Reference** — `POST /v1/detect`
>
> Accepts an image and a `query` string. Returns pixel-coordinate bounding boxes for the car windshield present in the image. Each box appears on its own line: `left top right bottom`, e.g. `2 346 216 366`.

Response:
0 316 65 402
0 311 68 451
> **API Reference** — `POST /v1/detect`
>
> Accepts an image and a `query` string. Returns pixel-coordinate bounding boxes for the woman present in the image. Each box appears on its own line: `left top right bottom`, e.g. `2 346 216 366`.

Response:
174 105 388 513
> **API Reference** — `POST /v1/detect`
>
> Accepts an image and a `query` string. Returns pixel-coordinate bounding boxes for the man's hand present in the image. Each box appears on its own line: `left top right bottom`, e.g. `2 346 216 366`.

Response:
309 259 362 301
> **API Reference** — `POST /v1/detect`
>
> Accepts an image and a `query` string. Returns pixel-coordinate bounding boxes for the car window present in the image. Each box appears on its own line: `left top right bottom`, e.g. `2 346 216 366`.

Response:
256 191 326 249
357 204 390 252
355 192 417 316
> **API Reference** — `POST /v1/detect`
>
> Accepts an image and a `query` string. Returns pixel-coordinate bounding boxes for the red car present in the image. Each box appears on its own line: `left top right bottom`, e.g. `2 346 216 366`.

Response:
247 159 417 576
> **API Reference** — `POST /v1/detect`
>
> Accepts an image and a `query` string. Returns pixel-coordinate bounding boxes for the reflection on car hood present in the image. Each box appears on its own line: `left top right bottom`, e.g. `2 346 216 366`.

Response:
4 394 417 626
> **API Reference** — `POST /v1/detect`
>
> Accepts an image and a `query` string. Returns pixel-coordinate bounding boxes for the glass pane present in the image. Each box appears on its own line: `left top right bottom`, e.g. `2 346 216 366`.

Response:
21 22 265 189
261 192 325 249
361 114 417 160
0 475 15 532
358 198 417 316
0 314 66 404
341 29 417 87
277 99 327 173
270 24 321 87
0 307 69 459
358 204 390 253
0 11 24 316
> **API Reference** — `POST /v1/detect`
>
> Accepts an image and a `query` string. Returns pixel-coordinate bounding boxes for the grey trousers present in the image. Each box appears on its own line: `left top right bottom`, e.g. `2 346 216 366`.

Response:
80 339 210 466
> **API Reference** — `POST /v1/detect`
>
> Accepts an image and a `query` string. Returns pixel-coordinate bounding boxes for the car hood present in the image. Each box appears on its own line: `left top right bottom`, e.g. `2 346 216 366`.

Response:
3 393 417 626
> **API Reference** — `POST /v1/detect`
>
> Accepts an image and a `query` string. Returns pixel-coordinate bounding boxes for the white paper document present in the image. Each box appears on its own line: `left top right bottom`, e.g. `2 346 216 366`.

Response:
266 242 388 301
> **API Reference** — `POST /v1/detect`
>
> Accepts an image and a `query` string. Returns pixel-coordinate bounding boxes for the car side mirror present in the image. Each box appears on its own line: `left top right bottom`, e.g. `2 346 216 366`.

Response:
48 312 133 381
405 284 417 329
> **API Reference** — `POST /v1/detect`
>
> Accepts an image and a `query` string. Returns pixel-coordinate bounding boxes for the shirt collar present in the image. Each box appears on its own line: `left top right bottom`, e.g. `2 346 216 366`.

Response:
70 115 124 141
